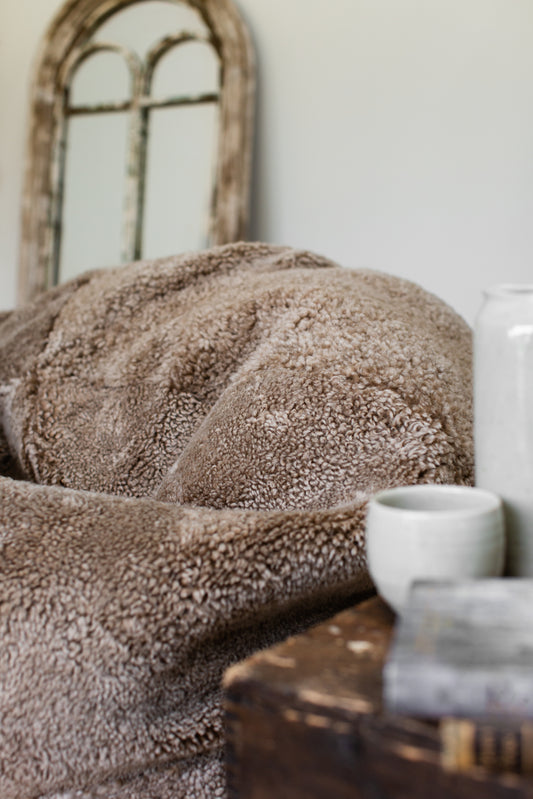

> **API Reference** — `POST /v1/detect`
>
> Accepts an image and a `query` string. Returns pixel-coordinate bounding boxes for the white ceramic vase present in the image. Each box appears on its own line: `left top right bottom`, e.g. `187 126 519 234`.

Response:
474 285 533 576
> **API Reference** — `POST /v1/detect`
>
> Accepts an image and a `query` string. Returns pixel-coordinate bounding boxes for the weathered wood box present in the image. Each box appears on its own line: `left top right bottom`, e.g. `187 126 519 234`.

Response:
223 597 533 798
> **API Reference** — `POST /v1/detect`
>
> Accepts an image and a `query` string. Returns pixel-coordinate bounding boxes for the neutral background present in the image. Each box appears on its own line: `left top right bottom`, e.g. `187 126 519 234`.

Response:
1 0 533 322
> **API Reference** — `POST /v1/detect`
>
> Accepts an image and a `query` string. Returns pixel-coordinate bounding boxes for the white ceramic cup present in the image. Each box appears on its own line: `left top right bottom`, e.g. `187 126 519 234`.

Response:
365 484 505 614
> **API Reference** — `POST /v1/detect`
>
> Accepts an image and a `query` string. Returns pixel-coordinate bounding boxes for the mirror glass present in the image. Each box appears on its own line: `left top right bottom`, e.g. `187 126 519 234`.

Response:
144 40 219 256
58 0 219 283
60 50 130 282
97 0 208 54
60 113 130 282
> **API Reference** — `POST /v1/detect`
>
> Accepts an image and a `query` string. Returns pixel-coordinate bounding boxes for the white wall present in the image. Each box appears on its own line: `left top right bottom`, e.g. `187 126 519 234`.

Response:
1 0 533 322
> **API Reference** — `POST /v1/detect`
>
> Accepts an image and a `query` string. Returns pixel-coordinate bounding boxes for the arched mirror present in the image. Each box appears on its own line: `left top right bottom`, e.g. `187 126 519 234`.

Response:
18 0 254 303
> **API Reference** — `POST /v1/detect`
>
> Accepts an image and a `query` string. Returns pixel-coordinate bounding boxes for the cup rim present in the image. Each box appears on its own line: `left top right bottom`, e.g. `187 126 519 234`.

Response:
369 484 502 517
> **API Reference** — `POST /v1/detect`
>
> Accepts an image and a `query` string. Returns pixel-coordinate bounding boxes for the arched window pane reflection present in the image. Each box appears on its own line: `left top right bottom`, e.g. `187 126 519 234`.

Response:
59 112 129 282
96 0 208 59
151 39 218 98
143 103 219 256
70 49 131 106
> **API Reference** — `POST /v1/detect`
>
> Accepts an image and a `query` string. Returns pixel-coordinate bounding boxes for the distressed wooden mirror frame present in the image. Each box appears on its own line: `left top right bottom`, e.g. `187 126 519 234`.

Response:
18 0 255 304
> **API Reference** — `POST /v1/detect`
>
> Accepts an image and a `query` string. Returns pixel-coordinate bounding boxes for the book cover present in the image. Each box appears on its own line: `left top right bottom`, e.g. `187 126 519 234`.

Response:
440 716 533 774
383 579 533 720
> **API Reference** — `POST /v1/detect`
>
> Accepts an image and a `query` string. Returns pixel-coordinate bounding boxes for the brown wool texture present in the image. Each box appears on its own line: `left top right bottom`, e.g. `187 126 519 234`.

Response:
0 242 473 798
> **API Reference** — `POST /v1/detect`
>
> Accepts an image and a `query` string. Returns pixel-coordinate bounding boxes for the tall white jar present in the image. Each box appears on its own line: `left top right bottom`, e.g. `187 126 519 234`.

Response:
474 285 533 576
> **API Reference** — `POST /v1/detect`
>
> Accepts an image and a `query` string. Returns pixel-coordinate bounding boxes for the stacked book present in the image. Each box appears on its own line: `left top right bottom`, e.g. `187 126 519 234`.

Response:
383 579 533 775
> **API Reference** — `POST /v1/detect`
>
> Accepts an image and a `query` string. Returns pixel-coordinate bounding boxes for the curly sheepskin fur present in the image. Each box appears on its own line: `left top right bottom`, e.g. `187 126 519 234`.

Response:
0 242 473 798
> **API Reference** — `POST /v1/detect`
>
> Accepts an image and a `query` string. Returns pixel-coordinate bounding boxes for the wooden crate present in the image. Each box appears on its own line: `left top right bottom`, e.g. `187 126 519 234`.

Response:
224 597 533 798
